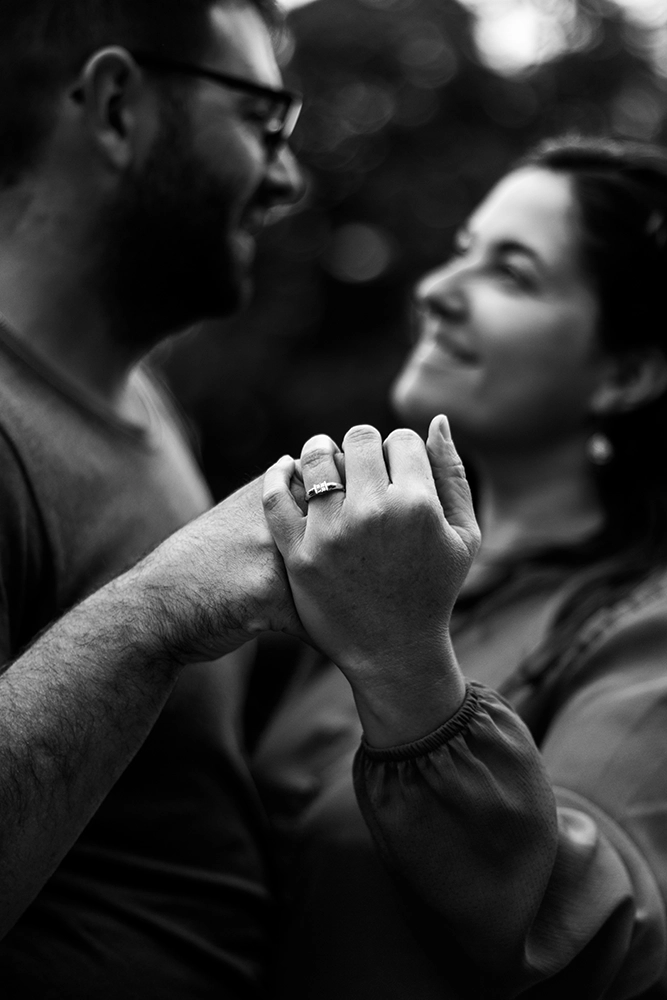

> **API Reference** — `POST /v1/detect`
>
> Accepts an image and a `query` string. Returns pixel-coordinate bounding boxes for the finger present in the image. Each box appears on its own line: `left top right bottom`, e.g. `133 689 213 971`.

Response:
383 428 435 494
333 450 346 485
426 415 480 552
289 462 307 514
300 434 346 514
341 424 388 498
291 456 345 510
263 455 307 553
293 455 345 481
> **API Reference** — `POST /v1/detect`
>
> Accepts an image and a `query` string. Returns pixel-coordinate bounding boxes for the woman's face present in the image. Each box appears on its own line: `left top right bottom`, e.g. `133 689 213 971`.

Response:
391 167 608 452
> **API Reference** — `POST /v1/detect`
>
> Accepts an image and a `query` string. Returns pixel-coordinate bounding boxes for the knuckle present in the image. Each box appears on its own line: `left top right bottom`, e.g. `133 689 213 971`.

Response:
348 492 385 522
301 434 336 456
262 487 284 514
320 522 349 553
360 506 385 531
393 481 435 510
407 494 440 526
301 446 336 472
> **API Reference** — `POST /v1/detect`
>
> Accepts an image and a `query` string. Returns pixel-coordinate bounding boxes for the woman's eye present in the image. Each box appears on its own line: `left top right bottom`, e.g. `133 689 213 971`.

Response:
494 261 533 289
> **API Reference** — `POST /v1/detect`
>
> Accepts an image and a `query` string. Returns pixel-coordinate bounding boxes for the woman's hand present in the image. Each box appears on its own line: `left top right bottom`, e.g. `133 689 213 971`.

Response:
263 415 480 746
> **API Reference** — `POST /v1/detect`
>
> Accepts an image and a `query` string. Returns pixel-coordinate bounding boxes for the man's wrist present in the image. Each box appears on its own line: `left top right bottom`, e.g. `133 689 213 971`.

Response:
116 536 269 668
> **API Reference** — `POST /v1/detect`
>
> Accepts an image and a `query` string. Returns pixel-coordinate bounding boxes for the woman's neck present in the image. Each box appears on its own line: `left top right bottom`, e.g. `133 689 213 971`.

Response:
463 436 604 590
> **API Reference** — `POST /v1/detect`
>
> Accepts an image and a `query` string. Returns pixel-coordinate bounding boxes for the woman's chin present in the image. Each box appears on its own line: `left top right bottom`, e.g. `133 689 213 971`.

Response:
391 380 440 426
390 398 436 436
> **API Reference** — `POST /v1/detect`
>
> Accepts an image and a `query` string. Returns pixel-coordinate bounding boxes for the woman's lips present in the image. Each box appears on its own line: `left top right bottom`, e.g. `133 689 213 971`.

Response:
415 323 479 365
415 306 478 365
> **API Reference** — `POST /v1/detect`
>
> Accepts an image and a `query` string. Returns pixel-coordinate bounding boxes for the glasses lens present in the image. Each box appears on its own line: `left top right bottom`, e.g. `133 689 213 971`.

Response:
263 94 301 143
280 95 302 141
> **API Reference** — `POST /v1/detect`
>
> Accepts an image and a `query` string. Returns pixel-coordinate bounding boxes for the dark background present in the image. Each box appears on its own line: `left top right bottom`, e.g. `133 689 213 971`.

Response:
155 0 667 501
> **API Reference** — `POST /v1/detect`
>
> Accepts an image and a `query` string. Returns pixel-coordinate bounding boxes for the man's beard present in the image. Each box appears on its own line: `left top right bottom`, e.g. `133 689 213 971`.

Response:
98 105 251 349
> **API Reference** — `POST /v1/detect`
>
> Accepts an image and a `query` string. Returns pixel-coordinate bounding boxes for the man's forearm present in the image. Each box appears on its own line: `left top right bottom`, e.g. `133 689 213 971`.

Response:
0 473 303 937
0 566 183 937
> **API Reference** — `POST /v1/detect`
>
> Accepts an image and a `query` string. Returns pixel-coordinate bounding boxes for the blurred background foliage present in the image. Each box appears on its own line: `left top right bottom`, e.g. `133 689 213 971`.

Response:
156 0 667 500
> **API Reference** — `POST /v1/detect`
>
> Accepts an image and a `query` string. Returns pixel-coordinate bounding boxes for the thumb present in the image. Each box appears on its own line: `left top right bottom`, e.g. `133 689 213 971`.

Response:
426 415 481 556
263 455 307 555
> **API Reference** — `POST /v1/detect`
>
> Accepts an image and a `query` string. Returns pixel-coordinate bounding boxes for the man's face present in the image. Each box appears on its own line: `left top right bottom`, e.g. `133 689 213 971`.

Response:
102 2 302 343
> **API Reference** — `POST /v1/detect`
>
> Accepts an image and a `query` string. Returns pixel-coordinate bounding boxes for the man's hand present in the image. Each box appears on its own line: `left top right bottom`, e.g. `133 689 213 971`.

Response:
0 470 307 937
130 473 307 665
262 415 480 747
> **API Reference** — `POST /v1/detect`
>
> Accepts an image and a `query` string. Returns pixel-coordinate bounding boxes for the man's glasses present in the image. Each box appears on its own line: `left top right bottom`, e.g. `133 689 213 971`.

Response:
131 51 302 147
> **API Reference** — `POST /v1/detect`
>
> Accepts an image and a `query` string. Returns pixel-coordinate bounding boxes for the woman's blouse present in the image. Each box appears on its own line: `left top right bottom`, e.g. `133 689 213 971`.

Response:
253 560 667 998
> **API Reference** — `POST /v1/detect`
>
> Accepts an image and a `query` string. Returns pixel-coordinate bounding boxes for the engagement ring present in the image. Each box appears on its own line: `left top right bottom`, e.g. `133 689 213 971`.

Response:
305 481 346 502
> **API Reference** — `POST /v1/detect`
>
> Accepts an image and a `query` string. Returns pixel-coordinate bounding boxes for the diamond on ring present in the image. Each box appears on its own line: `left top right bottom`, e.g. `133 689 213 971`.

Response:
305 481 346 502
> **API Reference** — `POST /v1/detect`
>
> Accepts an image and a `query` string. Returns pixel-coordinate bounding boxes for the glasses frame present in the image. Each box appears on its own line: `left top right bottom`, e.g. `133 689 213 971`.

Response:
131 50 302 145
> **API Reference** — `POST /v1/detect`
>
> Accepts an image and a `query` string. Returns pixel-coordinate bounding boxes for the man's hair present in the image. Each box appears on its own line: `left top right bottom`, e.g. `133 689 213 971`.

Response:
0 0 280 187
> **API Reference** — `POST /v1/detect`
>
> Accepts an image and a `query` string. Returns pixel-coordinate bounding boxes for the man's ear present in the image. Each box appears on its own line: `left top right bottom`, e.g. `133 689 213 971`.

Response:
69 47 150 171
590 348 667 416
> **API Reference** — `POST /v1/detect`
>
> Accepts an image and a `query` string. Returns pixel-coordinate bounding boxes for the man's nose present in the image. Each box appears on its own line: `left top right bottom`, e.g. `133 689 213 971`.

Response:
265 144 306 207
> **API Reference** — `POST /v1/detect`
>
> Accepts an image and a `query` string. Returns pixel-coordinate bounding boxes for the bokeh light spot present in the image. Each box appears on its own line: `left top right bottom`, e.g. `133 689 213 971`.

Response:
612 85 664 138
336 81 396 134
324 223 395 283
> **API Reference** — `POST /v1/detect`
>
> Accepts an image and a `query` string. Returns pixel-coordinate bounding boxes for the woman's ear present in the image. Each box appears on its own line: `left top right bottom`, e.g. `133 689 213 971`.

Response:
590 349 667 416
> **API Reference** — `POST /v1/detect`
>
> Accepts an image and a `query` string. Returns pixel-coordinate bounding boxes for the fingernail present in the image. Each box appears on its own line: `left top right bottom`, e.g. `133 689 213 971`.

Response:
437 414 451 441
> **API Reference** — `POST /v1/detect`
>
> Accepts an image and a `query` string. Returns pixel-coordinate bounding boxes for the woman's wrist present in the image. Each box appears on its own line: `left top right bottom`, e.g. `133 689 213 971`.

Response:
349 639 467 749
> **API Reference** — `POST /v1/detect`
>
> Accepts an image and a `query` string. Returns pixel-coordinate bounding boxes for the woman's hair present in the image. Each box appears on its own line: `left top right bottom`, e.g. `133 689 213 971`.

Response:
519 136 667 553
499 134 667 694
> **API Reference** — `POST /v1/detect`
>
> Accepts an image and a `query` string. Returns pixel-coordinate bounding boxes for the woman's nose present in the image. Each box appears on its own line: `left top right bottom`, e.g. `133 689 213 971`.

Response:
416 265 468 321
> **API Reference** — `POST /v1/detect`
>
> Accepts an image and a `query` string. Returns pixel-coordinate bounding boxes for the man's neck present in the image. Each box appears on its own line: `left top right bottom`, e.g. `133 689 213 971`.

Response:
0 242 151 420
0 180 156 416
0 294 142 415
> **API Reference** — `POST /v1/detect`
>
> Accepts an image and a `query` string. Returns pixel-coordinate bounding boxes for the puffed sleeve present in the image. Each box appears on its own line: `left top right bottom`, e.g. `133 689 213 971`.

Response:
354 592 667 998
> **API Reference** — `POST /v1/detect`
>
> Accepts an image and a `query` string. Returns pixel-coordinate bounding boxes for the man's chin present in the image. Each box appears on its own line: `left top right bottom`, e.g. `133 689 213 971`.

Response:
225 275 254 316
233 229 258 267
227 239 257 310
202 271 254 322
166 237 256 326
153 271 252 333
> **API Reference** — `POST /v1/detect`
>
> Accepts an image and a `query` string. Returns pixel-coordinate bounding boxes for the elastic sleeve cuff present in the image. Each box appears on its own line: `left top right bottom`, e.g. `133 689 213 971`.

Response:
359 681 483 762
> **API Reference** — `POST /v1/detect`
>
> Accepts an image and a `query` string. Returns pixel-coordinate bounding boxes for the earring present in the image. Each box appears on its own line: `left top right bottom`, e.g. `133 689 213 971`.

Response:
586 431 614 465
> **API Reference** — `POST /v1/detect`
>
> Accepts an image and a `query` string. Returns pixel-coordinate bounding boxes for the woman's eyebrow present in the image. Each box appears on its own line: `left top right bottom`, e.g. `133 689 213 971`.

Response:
493 238 542 266
457 227 540 261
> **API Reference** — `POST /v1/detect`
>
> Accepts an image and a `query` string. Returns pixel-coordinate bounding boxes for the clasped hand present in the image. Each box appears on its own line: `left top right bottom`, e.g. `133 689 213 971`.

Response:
145 413 479 743
263 415 480 746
